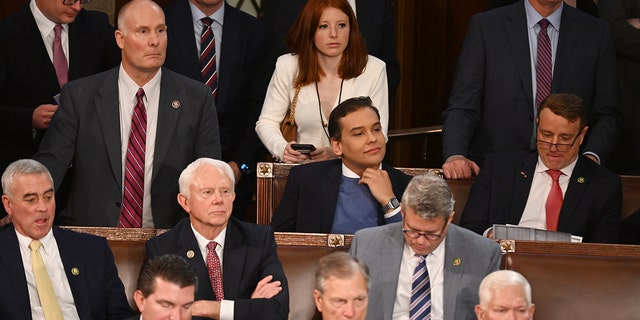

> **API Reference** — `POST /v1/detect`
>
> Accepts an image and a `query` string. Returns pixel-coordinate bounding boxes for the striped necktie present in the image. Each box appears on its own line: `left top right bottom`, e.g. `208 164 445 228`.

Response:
200 17 218 100
536 18 552 110
410 255 431 320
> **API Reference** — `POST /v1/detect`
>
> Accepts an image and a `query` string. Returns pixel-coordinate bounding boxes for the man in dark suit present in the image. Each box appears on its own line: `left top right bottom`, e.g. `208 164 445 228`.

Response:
162 0 270 220
350 174 501 320
130 254 198 320
0 0 120 218
442 0 621 180
0 159 133 320
146 158 289 320
271 97 412 233
33 0 221 228
262 0 400 106
460 93 622 243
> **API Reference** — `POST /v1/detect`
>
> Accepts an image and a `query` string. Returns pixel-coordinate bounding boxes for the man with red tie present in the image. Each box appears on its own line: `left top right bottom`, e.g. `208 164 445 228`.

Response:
145 158 289 320
460 93 622 243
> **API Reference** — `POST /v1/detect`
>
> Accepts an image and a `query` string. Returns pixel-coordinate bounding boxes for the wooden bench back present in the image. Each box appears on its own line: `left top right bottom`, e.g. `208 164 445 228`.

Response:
499 240 640 320
255 162 470 226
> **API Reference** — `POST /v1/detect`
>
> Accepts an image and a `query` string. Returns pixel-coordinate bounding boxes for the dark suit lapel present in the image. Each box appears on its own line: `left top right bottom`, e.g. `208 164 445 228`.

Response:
95 68 124 187
553 6 580 91
443 225 465 318
319 162 343 231
54 227 90 319
68 10 90 80
152 69 182 183
222 220 245 299
509 153 537 223
218 4 242 111
505 2 534 110
168 0 202 80
558 156 591 230
0 226 31 319
18 5 60 92
175 220 214 300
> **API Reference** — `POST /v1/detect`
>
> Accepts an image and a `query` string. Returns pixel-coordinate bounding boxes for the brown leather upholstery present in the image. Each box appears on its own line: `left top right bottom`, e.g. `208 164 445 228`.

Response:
500 240 640 320
255 162 463 225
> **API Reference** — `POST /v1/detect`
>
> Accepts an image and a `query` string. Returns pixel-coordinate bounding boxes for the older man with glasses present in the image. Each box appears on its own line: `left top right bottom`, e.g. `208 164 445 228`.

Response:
350 173 501 320
460 93 622 243
0 0 120 220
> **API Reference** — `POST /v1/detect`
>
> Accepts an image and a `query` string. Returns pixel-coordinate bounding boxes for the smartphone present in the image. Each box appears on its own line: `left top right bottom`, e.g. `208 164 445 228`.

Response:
291 144 316 154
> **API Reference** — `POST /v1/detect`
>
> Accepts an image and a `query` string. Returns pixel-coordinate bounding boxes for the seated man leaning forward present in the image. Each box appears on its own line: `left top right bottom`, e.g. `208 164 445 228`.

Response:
128 254 198 320
145 158 289 320
475 270 535 320
271 96 412 233
0 159 133 319
314 252 370 320
460 93 622 243
350 173 501 320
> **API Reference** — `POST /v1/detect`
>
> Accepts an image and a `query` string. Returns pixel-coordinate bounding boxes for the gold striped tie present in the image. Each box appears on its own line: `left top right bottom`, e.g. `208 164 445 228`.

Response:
29 240 64 320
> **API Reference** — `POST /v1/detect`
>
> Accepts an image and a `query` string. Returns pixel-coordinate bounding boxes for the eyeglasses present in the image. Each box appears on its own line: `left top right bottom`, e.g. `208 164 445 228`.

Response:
402 222 448 241
536 132 581 152
63 0 90 5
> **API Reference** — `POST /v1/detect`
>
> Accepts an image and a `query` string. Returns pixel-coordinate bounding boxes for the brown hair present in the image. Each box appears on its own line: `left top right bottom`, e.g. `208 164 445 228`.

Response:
286 0 368 87
539 93 587 130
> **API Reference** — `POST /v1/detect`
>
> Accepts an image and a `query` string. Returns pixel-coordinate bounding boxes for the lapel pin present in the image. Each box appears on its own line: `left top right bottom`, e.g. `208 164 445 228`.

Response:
186 250 195 259
577 177 585 184
520 171 527 179
172 100 181 109
71 267 80 276
452 258 461 266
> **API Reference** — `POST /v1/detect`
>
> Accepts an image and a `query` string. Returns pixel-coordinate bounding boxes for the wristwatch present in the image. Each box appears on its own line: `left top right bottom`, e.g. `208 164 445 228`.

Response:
382 197 400 212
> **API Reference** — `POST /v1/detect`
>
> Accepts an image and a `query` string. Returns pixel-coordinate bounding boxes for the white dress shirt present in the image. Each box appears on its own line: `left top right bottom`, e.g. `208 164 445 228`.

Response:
189 2 224 75
17 229 80 320
118 65 161 227
30 0 69 65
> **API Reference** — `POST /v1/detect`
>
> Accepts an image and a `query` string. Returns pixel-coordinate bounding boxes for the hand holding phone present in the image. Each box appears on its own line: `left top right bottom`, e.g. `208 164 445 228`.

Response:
291 143 316 154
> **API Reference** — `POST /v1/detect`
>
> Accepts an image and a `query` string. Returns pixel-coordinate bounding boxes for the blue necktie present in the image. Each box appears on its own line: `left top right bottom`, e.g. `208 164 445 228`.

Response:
410 255 431 320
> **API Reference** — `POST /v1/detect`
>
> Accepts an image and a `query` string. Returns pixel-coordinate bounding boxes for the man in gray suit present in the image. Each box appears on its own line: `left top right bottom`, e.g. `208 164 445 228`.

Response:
34 0 221 228
350 174 501 320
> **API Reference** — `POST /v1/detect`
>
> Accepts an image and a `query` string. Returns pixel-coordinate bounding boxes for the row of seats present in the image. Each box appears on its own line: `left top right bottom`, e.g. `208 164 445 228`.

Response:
64 226 640 320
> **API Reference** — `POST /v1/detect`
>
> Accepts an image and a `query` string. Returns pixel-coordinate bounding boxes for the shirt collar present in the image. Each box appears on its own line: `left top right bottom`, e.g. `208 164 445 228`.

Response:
535 154 578 176
16 226 55 256
524 0 563 31
405 233 446 259
30 0 67 39
189 1 225 26
341 162 383 178
191 223 227 251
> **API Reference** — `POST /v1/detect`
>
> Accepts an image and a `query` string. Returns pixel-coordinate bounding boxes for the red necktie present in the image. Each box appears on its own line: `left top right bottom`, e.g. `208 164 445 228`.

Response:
207 241 224 300
545 169 564 231
200 18 218 100
53 24 68 88
536 19 552 110
119 88 146 228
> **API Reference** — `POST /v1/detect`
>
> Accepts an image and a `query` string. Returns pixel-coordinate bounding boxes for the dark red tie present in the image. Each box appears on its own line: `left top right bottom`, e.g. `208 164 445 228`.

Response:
207 241 224 300
119 88 146 228
536 19 552 110
545 169 563 231
200 18 218 100
53 24 68 88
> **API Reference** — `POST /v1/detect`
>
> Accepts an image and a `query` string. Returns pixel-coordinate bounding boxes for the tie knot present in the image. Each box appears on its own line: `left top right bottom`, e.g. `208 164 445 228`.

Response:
547 169 563 181
207 241 218 251
29 239 43 252
136 88 145 100
201 17 213 27
538 18 550 30
54 24 63 36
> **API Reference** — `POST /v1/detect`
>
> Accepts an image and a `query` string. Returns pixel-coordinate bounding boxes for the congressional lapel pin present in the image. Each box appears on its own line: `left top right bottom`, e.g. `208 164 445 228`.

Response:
172 100 181 109
186 250 195 259
452 258 461 266
71 267 80 276
520 171 527 179
577 177 585 184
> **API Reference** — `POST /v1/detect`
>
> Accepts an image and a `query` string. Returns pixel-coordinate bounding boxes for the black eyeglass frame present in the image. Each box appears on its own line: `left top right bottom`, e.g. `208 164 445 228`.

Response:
63 0 91 5
402 220 448 241
536 130 581 152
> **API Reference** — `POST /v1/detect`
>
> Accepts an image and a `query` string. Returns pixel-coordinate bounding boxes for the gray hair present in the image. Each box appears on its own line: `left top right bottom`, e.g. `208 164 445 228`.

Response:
2 159 53 198
315 252 369 294
401 174 455 220
478 270 532 308
178 158 235 197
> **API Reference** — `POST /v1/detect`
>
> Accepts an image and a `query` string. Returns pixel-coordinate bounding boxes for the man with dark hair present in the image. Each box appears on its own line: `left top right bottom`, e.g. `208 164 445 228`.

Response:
271 96 412 233
314 252 369 320
460 93 622 243
130 254 197 320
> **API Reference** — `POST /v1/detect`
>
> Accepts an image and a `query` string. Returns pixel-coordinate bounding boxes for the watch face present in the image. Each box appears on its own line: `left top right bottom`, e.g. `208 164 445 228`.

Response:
391 198 400 207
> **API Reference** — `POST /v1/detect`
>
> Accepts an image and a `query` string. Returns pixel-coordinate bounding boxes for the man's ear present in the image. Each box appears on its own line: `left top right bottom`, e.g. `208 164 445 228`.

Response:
331 138 342 157
133 290 146 313
313 289 323 313
177 193 190 213
2 195 12 217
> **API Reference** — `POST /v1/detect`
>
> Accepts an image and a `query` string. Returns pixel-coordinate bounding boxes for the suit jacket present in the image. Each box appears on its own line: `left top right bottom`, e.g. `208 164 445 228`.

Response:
163 1 270 172
270 159 412 232
33 67 221 228
145 217 289 320
0 224 133 320
349 223 501 320
262 0 400 105
460 151 622 243
0 5 120 173
443 0 621 166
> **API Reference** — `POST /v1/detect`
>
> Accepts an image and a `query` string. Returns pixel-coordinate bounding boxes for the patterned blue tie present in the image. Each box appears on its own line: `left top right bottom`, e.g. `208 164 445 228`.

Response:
410 255 431 320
